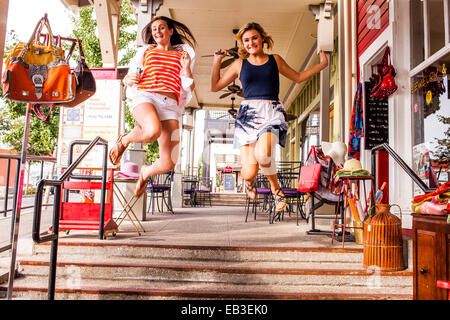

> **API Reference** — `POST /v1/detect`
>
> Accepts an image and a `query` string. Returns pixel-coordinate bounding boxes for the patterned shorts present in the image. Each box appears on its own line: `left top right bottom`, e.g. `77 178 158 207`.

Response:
233 99 289 149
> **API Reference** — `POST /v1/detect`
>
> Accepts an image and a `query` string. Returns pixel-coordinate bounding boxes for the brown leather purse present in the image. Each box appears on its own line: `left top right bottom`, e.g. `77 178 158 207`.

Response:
2 14 76 104
61 39 96 108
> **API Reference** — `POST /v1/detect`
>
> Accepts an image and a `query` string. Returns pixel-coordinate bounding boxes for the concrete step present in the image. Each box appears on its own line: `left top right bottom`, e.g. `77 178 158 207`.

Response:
16 256 412 288
3 240 412 300
32 241 365 263
2 276 412 300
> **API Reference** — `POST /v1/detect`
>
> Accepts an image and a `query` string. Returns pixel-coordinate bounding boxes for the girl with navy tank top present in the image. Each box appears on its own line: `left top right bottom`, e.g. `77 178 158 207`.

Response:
211 22 328 211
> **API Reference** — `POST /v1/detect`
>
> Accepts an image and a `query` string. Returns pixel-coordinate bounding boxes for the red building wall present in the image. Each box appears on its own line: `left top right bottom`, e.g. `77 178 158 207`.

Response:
357 0 390 57
356 0 390 202
0 149 18 187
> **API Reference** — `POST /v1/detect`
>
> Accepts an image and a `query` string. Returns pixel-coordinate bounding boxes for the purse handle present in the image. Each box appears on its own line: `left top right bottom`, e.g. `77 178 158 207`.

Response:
65 39 87 64
19 14 63 62
32 103 55 122
306 145 320 164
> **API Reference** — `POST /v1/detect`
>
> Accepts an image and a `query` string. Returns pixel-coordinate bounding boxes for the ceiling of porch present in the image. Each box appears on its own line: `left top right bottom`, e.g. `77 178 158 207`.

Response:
60 0 336 112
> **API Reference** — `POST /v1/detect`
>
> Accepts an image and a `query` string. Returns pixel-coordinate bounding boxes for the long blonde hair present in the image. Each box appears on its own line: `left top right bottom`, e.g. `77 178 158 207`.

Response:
236 22 274 59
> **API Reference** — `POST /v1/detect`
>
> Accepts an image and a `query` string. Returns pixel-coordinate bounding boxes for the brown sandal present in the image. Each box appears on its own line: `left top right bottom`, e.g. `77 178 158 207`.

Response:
245 179 257 200
274 189 287 212
134 170 148 198
109 134 127 165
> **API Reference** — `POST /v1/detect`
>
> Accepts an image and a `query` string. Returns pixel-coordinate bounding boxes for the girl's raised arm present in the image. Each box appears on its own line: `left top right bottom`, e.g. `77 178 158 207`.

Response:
211 50 240 92
275 50 328 84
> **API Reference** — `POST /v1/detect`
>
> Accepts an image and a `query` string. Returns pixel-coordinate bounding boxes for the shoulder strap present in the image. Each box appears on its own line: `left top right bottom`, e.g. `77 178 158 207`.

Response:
32 103 55 122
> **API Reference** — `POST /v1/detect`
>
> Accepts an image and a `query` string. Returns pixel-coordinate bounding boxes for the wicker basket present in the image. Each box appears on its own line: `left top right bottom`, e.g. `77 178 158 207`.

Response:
363 204 405 271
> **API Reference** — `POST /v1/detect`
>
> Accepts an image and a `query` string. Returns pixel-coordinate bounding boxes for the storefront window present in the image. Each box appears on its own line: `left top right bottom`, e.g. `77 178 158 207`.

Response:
302 112 320 162
429 0 446 56
411 0 425 68
411 0 448 67
411 57 450 190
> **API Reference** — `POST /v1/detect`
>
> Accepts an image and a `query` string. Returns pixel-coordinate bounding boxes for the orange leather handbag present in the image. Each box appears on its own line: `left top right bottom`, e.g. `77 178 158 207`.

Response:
2 14 76 104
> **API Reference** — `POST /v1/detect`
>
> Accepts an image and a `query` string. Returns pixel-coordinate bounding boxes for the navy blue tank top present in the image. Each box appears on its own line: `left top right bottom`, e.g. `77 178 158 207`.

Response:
239 54 279 100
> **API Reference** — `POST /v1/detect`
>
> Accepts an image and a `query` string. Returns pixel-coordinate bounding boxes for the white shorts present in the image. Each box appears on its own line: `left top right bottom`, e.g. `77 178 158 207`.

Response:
131 91 182 121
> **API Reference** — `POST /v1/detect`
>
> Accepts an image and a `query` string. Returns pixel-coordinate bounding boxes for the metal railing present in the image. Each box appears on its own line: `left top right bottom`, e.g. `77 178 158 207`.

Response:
31 136 108 300
371 143 434 195
0 154 56 254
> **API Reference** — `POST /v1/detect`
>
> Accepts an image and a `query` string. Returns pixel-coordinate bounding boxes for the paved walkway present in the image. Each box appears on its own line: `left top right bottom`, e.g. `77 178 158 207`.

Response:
54 205 360 249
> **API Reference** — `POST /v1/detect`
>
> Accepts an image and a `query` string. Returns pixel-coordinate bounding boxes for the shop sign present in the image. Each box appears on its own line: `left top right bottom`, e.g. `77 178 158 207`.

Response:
224 166 232 173
411 64 447 94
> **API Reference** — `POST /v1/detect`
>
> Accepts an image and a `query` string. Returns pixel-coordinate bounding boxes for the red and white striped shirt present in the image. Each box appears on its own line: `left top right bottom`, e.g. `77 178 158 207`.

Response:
137 47 183 101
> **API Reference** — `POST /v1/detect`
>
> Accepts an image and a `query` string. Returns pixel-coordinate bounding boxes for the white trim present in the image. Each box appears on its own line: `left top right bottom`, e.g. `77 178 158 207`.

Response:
423 0 430 59
444 0 450 44
357 0 414 229
409 44 450 77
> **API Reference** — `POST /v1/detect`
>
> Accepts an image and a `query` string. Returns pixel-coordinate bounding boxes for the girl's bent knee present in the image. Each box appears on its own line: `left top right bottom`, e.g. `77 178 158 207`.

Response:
143 127 161 143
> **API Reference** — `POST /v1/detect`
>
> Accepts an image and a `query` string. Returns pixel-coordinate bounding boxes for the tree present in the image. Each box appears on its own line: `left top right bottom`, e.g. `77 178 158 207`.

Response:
431 115 450 164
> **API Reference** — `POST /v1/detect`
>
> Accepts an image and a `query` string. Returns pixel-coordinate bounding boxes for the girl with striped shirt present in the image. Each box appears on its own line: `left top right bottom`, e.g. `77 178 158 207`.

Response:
109 16 196 197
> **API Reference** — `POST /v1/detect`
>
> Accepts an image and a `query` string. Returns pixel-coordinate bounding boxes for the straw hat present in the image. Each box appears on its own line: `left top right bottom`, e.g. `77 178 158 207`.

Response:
336 158 367 173
114 162 140 179
322 141 347 165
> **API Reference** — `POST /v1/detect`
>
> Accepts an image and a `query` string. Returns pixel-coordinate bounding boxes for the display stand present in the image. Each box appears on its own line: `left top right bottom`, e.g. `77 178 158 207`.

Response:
7 103 32 299
332 175 375 248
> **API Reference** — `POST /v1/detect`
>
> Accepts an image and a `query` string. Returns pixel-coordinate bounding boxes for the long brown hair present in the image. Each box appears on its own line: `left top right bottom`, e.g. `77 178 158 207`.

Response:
141 16 197 48
236 22 274 59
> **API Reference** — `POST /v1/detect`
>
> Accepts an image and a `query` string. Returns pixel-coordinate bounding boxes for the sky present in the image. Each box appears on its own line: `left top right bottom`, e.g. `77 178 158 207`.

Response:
6 0 74 41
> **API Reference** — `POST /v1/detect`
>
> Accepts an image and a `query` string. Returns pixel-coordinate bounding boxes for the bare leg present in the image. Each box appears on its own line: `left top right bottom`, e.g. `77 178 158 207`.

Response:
109 102 161 165
135 119 180 196
255 132 287 211
124 103 162 145
240 143 259 200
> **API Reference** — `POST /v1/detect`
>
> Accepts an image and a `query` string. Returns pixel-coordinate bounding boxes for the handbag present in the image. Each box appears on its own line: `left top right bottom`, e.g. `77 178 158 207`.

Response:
370 47 398 99
61 38 96 108
2 14 75 104
297 146 322 192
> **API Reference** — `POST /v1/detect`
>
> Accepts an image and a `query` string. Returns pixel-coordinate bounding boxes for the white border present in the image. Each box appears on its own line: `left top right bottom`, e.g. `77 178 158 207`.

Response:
357 0 414 229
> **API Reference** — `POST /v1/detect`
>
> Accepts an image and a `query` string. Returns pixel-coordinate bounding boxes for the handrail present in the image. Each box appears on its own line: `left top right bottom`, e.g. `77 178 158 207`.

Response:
32 136 108 300
66 138 109 238
371 143 434 194
0 154 57 220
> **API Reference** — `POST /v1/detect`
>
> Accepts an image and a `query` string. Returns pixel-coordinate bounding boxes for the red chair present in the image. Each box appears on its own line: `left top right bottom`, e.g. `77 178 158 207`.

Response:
437 280 450 300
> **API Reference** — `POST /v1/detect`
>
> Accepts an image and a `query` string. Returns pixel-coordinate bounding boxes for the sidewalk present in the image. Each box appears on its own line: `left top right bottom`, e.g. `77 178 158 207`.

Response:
50 205 360 249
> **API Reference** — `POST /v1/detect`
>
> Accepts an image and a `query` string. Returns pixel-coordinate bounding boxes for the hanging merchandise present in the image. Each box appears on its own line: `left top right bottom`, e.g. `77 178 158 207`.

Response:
369 46 398 99
348 82 364 160
298 145 322 192
2 14 76 104
62 39 96 108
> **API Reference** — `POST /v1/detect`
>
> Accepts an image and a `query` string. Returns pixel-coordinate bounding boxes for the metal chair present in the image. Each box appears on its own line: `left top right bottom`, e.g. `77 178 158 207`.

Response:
146 171 174 215
245 173 273 223
275 161 306 225
305 157 345 237
194 177 212 207
182 175 198 207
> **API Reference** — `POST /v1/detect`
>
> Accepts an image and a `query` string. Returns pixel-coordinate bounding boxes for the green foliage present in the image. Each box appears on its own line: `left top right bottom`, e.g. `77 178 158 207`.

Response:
432 115 450 164
70 1 137 67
